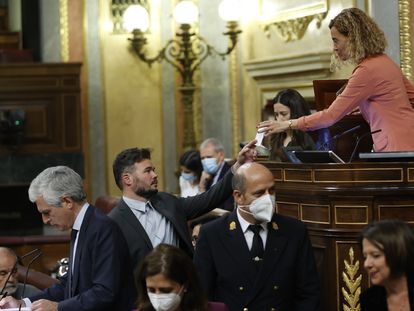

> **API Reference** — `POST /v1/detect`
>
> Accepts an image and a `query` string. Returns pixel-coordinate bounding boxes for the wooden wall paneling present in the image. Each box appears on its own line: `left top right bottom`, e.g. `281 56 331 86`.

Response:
261 160 414 311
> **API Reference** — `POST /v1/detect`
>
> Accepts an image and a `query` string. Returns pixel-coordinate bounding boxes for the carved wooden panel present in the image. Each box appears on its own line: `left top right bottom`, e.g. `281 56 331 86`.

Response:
276 201 300 219
0 63 82 155
260 160 414 311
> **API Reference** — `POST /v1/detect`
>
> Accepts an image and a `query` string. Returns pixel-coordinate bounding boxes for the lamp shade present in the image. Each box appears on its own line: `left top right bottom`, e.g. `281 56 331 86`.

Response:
123 4 150 32
218 0 241 22
173 1 199 25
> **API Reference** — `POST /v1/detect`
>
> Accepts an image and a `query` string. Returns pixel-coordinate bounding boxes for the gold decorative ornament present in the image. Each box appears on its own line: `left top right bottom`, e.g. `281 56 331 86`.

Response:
399 0 413 81
59 0 69 62
342 247 362 311
261 1 328 42
229 221 236 230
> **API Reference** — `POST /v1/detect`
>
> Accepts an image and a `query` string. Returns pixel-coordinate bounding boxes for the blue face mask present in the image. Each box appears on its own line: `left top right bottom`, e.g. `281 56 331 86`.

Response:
202 158 219 174
181 172 197 182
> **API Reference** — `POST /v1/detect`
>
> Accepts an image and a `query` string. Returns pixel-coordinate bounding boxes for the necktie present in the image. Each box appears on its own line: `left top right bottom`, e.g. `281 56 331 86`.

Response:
68 229 78 297
145 202 155 236
248 224 264 261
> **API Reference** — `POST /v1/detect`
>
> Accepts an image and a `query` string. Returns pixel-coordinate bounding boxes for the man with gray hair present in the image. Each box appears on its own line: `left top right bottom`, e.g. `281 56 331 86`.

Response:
199 137 234 211
0 166 135 311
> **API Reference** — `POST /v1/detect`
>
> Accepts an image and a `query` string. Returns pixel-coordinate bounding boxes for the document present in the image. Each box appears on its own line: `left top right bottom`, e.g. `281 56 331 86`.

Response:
254 131 269 155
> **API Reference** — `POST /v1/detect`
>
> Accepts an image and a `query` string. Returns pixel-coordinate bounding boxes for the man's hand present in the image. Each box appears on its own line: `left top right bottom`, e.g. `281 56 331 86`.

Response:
32 299 58 311
0 296 24 308
233 140 258 172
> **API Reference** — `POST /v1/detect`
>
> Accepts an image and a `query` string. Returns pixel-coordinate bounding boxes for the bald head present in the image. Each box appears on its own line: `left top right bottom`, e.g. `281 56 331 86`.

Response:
0 247 17 261
232 163 274 194
233 163 275 224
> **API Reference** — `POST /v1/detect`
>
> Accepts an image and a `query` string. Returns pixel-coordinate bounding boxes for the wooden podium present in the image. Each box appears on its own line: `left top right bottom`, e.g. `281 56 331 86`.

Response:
259 160 414 311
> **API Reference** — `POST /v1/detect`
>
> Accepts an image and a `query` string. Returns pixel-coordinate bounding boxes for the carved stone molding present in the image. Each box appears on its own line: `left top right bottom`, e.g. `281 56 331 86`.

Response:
261 1 328 42
244 52 332 105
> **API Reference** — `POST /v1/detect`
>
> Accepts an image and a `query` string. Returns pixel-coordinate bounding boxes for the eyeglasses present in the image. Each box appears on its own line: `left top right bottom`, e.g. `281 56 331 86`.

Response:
0 267 18 278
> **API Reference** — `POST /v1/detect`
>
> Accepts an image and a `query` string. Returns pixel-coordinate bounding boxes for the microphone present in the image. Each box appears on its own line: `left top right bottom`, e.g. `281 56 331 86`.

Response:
319 125 361 150
0 248 42 296
18 249 42 311
20 249 42 299
348 129 382 163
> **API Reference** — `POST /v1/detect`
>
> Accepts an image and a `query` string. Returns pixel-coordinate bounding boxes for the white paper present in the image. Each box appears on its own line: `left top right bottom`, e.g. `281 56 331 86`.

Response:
255 131 264 146
2 308 30 311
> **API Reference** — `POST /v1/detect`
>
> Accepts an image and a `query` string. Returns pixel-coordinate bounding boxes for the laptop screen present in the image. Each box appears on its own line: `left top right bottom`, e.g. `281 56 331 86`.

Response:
288 150 345 164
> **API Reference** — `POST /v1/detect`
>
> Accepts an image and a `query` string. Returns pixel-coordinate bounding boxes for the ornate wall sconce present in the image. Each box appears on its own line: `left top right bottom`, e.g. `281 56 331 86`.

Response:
123 0 241 149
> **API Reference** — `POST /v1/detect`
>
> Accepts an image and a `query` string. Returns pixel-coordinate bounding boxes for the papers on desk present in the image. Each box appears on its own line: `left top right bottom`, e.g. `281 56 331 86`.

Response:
2 308 30 311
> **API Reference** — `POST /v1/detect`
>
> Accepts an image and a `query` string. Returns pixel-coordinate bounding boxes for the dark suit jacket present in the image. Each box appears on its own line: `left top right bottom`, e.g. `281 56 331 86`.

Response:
108 169 233 271
205 161 233 211
360 275 414 310
30 205 135 311
194 211 320 311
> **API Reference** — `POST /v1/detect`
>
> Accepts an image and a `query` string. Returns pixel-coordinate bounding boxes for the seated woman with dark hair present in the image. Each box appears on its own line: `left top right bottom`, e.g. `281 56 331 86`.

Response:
135 244 228 311
179 150 203 197
268 89 316 161
360 219 414 310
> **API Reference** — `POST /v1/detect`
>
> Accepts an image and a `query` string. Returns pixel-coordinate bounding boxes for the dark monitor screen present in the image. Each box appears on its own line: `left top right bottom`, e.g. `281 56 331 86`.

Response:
288 150 345 164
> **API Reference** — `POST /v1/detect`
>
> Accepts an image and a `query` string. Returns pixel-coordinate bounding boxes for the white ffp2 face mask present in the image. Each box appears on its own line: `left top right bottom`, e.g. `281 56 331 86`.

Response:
238 194 275 222
148 292 182 311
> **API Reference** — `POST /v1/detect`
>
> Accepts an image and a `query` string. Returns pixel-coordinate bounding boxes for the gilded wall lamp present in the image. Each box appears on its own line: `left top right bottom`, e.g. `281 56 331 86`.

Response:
123 0 241 149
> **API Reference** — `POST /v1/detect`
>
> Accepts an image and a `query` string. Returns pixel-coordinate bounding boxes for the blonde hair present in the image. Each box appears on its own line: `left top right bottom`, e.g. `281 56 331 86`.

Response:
329 7 387 64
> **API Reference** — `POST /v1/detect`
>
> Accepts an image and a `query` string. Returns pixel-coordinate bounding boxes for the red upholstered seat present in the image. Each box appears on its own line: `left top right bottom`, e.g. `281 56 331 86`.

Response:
94 195 120 214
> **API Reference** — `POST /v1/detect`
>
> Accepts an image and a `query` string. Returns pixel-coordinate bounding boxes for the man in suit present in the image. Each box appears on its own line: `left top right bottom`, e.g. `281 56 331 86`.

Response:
0 166 135 311
194 162 320 311
108 141 256 271
199 137 233 211
0 247 41 299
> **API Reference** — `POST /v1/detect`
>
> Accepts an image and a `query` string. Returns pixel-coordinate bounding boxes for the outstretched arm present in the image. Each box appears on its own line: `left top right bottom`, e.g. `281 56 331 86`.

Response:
232 139 258 172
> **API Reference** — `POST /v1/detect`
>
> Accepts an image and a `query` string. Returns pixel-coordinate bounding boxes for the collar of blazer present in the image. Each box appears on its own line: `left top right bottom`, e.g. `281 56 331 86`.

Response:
149 194 194 254
71 205 94 292
118 199 153 249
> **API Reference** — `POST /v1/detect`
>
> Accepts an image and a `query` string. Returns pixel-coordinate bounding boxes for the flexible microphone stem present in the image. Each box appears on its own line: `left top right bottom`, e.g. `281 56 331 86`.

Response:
0 248 41 296
18 250 42 311
348 129 382 163
20 250 42 300
319 125 361 150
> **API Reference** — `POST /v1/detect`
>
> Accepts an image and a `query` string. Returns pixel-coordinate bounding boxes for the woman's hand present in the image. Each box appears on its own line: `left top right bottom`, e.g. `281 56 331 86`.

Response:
257 120 290 136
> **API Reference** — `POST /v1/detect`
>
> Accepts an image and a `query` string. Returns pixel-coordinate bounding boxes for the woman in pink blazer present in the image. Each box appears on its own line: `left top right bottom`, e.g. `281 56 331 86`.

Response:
258 8 414 152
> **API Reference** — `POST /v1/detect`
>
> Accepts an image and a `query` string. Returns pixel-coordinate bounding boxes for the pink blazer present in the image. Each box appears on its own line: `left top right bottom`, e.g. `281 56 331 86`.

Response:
297 54 414 152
